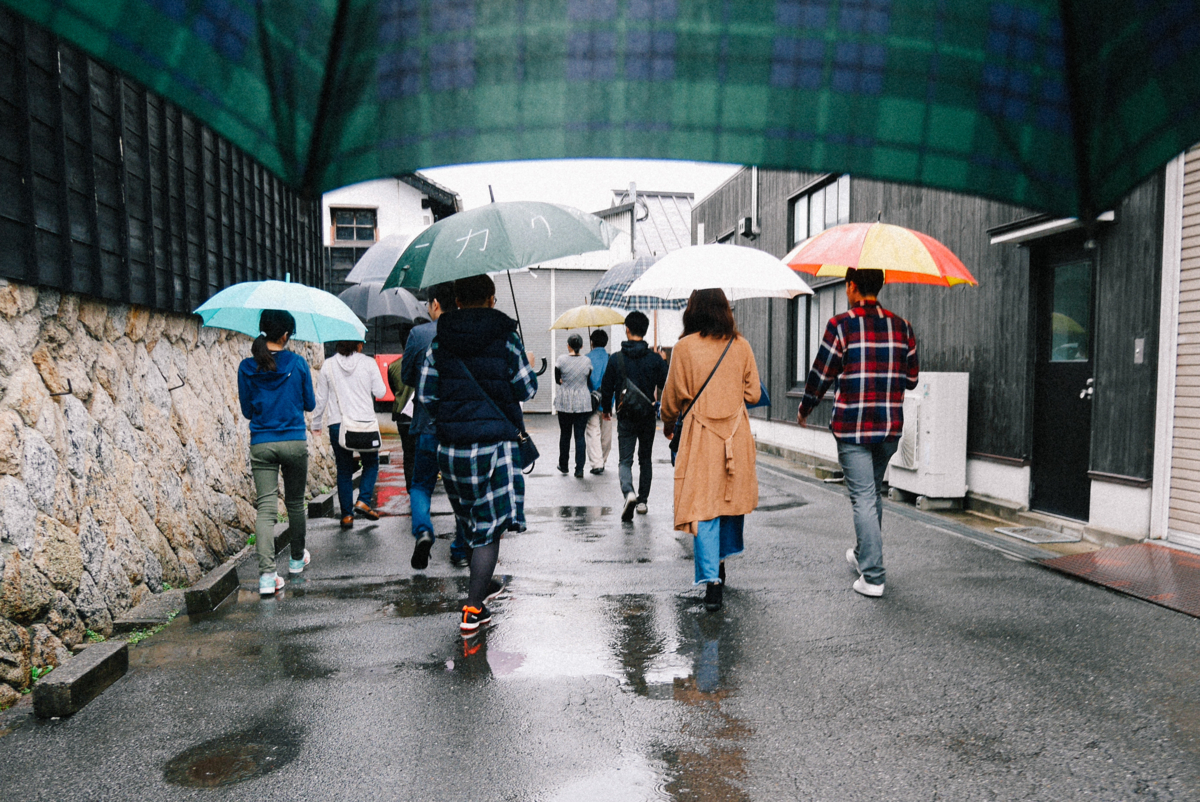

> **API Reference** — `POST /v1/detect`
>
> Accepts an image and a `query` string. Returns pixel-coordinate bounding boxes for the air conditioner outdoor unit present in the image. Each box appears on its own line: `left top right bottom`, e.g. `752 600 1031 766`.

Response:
888 372 969 510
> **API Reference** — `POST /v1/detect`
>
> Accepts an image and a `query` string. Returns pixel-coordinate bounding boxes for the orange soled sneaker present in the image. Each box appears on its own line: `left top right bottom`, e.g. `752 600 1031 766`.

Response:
459 604 492 632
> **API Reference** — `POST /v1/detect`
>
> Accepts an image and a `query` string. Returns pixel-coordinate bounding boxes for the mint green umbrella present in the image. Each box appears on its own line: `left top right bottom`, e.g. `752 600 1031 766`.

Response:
382 202 619 290
194 280 367 343
6 1 1200 218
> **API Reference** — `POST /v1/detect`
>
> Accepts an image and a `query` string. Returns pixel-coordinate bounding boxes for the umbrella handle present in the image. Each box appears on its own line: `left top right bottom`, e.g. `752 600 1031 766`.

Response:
535 358 547 376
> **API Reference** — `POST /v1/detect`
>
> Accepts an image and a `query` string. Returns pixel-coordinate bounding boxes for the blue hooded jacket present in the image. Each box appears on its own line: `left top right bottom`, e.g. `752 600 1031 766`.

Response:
237 349 315 445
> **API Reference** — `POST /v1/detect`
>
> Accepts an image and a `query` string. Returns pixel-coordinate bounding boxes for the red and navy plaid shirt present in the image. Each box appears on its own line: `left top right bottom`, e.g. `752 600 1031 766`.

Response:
799 300 919 444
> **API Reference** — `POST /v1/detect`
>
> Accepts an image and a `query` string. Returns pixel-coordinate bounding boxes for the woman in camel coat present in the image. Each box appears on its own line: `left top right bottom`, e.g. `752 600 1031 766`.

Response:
660 288 761 612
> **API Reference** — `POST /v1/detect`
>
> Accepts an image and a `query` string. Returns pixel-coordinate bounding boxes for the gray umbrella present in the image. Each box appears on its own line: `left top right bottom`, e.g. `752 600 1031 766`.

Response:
345 234 413 284
337 282 428 323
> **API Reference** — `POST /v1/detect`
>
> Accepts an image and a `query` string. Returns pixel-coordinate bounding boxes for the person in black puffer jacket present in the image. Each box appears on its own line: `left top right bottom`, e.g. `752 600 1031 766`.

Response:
416 274 538 633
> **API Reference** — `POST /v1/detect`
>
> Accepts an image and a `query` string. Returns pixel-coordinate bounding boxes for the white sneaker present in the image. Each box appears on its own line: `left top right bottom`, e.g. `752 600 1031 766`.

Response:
852 576 884 597
289 549 311 575
635 502 648 515
621 492 638 521
846 547 860 574
259 572 284 596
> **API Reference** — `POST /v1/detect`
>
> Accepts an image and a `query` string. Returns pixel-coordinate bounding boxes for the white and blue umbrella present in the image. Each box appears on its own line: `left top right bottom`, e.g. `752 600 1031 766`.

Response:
194 279 367 343
588 256 687 311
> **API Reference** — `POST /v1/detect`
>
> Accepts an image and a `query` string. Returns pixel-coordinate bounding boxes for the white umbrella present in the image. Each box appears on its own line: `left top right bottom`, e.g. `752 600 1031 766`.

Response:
623 244 813 301
344 233 413 284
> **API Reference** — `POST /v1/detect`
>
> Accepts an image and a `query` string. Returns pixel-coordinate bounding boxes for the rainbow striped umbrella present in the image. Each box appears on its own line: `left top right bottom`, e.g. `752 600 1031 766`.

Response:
784 223 977 288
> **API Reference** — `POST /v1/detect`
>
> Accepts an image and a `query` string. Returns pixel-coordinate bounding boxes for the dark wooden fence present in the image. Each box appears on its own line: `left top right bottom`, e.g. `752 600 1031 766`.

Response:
0 10 322 314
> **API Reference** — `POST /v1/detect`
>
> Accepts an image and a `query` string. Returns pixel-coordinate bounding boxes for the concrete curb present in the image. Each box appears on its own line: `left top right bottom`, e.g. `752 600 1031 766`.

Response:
184 560 240 615
33 641 128 718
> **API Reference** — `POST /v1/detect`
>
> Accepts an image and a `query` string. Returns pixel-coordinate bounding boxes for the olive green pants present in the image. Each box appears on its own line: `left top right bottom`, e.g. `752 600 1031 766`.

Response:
249 440 308 575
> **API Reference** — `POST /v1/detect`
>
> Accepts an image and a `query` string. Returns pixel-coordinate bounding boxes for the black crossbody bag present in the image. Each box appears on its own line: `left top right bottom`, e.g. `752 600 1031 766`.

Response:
670 337 735 464
453 359 540 473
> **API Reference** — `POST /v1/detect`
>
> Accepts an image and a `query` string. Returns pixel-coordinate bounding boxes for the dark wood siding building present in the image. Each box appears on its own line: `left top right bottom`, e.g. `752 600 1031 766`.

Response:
0 9 322 313
695 166 1165 535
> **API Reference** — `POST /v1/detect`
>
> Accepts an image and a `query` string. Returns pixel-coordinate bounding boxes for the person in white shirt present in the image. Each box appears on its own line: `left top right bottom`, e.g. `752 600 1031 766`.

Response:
311 340 387 528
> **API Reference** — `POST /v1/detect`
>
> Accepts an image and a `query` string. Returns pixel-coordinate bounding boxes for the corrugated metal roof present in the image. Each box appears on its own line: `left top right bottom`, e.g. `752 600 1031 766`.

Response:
606 190 693 257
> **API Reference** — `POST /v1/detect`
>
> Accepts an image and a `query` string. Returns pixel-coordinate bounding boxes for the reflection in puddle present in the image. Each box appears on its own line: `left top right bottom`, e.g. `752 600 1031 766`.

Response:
545 754 673 802
601 595 752 801
164 721 300 788
526 507 614 541
407 630 526 683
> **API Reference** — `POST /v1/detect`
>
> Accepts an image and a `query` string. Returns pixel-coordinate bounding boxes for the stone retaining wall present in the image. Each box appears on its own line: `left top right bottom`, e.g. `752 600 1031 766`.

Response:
0 280 336 703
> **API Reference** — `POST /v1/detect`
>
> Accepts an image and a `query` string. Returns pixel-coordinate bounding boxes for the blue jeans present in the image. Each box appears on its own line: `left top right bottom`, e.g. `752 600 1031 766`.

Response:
329 424 378 517
693 515 744 585
617 414 656 503
836 439 898 586
410 433 470 559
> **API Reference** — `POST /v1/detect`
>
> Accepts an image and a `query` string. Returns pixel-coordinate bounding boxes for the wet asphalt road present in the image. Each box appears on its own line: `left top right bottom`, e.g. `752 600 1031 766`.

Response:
2 415 1199 801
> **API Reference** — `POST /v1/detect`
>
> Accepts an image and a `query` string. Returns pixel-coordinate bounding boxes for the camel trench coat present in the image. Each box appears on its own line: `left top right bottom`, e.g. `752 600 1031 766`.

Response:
660 334 761 534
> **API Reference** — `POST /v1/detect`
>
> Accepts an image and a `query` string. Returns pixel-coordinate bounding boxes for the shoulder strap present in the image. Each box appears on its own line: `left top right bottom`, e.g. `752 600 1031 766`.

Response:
678 337 735 426
614 352 653 407
453 357 523 439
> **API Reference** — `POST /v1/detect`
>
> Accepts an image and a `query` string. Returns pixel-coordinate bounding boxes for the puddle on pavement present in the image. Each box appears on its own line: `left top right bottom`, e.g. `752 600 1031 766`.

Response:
288 575 468 617
525 506 614 541
525 506 613 518
544 754 673 801
164 723 300 788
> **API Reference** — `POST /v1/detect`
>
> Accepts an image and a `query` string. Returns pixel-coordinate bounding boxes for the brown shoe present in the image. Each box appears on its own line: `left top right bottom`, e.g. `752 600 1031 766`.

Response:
340 515 354 529
355 501 380 520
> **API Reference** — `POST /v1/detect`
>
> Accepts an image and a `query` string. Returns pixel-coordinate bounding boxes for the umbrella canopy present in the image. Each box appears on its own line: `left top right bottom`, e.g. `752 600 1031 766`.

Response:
549 305 628 331
337 282 429 323
589 256 688 311
9 2 1200 218
344 234 414 284
382 202 619 290
625 245 813 302
784 223 978 287
194 280 367 343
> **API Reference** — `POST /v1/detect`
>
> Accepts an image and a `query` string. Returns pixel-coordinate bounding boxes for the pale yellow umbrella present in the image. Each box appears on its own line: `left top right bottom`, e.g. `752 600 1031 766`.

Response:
549 304 628 330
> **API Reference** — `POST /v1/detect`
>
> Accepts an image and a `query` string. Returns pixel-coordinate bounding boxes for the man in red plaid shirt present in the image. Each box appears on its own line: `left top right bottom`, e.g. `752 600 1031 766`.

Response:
798 268 919 597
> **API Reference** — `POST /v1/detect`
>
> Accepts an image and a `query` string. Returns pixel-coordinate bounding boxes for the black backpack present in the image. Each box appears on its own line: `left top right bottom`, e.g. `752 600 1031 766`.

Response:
612 353 656 419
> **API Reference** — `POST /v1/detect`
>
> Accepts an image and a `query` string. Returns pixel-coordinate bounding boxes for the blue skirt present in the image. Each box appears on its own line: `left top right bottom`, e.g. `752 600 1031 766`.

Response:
693 515 744 585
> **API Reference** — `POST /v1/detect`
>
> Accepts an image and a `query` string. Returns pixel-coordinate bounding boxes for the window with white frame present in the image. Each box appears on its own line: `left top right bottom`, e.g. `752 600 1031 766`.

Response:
331 208 378 244
788 175 849 384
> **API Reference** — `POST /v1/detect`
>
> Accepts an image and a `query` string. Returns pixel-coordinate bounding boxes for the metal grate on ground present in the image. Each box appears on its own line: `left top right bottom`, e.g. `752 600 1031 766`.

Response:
1041 543 1200 618
996 525 1081 544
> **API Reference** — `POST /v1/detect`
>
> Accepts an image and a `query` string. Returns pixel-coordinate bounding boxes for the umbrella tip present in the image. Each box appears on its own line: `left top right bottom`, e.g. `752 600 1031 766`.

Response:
876 211 882 223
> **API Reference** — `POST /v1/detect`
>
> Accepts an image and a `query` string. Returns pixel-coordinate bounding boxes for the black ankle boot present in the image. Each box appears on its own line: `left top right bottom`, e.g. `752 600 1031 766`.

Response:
704 582 723 612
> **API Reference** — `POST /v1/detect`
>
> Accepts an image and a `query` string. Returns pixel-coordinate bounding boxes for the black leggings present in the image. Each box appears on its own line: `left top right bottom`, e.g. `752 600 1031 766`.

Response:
557 411 589 472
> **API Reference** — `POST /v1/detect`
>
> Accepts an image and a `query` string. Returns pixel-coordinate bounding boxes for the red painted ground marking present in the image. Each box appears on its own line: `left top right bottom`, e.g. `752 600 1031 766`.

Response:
1041 543 1200 618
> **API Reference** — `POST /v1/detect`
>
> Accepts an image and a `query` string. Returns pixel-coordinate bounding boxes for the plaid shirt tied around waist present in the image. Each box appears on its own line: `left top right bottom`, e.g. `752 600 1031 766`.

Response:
799 300 919 444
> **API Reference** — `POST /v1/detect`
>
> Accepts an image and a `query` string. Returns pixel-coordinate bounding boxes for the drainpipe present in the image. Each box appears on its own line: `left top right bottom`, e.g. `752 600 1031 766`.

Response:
629 181 637 257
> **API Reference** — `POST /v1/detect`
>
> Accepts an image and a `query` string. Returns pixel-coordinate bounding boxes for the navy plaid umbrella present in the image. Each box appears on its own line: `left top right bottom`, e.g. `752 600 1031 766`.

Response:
589 257 688 312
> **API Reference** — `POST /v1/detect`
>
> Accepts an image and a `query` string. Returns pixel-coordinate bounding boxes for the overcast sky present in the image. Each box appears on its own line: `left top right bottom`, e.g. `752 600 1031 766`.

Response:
422 158 741 213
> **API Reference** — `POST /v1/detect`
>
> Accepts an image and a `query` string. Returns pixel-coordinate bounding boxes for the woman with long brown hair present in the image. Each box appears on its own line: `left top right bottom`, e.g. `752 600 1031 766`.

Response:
660 289 761 612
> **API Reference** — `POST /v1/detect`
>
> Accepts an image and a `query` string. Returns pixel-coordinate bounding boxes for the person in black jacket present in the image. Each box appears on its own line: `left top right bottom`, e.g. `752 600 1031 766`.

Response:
600 311 669 521
416 274 538 633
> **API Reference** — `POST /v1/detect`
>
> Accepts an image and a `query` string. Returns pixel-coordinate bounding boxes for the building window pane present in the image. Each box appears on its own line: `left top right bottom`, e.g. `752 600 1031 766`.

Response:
331 208 377 244
837 174 850 224
809 186 824 237
789 194 809 248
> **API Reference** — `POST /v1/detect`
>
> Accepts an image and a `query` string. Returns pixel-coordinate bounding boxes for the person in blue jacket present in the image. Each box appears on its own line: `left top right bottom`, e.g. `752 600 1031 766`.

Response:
237 309 316 597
